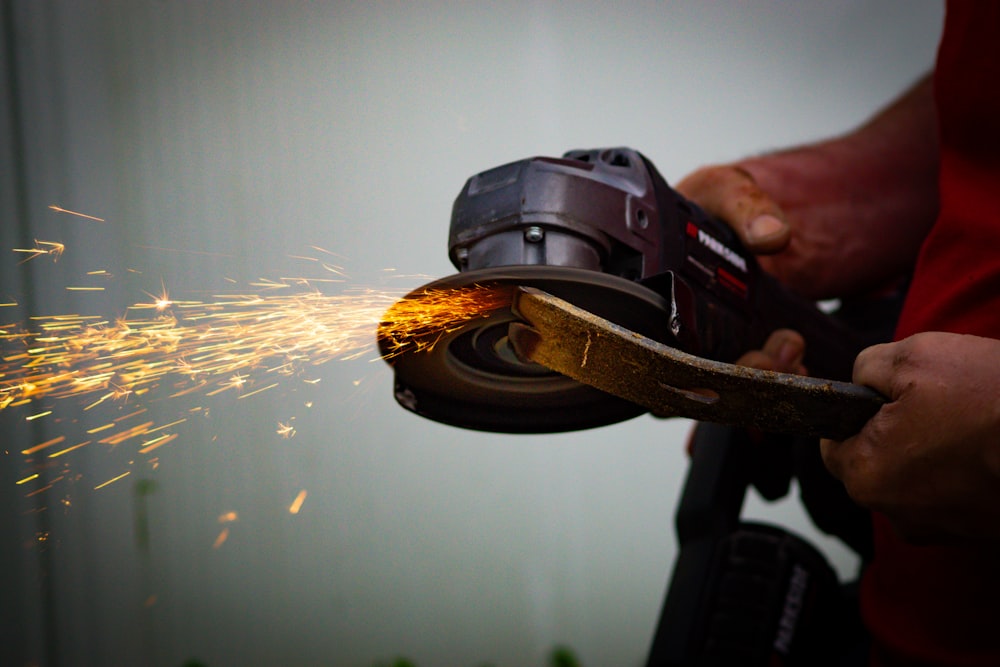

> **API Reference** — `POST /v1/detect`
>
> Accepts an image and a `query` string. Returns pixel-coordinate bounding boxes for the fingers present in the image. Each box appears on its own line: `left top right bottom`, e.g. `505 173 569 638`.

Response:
675 165 791 254
852 339 917 400
821 343 890 495
735 328 807 374
821 430 884 525
819 436 850 486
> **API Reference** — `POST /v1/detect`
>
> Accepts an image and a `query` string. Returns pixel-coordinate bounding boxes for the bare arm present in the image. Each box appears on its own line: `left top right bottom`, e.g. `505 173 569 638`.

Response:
678 74 939 299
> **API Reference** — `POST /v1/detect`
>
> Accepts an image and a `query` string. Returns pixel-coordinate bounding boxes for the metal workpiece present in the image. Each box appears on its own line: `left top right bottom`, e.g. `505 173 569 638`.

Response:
508 287 885 441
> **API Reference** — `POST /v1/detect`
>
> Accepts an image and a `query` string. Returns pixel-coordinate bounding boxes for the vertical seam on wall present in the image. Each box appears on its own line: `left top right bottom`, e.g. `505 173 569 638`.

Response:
0 1 60 665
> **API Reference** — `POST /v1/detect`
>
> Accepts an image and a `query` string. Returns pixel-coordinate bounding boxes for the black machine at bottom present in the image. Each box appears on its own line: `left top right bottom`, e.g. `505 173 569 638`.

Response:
645 290 901 666
646 422 869 666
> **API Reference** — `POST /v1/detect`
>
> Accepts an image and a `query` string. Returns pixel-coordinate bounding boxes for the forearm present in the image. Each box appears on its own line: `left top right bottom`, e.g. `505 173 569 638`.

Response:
738 75 940 298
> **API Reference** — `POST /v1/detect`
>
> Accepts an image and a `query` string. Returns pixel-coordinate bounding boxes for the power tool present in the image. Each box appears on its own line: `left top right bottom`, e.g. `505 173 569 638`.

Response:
377 147 882 435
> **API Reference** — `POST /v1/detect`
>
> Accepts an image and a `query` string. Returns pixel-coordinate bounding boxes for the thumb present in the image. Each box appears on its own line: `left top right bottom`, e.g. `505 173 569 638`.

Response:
675 165 790 254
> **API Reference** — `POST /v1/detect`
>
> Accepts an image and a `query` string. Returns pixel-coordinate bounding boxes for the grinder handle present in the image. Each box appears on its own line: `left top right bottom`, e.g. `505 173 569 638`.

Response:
643 155 876 383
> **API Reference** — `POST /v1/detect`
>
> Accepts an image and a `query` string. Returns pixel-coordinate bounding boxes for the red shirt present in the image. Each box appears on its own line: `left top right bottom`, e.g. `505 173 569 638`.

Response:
862 2 1000 665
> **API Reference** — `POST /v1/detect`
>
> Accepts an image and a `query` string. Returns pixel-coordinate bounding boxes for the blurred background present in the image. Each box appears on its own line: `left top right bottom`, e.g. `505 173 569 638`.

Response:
1 2 942 666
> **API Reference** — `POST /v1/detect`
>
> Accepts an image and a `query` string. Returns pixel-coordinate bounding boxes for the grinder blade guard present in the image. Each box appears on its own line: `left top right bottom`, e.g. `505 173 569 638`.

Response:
378 148 864 433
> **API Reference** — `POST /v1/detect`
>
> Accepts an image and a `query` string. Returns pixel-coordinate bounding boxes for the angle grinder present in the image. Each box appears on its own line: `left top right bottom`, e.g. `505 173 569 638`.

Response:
377 148 870 433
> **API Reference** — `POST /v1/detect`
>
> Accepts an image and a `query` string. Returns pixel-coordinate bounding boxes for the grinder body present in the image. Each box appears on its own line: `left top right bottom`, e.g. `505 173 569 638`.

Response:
449 147 860 382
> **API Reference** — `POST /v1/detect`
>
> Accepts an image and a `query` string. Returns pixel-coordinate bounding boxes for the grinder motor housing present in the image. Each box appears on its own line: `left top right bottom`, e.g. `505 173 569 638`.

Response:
448 147 862 382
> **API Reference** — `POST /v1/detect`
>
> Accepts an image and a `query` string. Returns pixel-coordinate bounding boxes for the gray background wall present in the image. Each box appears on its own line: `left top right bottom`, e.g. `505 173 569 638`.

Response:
1 2 942 666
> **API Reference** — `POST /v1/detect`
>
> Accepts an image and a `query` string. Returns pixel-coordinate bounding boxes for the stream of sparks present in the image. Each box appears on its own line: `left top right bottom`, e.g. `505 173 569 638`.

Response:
5 281 507 497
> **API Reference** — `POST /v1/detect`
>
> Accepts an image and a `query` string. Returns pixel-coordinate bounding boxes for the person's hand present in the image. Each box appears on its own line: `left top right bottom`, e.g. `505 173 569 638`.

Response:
674 164 825 297
675 165 792 255
674 153 936 300
821 332 1000 544
734 327 807 375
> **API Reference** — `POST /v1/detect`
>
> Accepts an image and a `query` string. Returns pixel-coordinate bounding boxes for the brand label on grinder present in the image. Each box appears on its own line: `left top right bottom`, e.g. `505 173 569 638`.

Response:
684 221 750 301
687 221 748 272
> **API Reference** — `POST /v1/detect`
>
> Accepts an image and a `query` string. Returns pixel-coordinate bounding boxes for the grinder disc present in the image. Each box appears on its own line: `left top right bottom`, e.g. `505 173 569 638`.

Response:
378 266 672 433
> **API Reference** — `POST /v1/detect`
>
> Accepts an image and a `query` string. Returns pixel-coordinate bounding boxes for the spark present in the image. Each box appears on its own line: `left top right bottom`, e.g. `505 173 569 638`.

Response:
48 440 90 458
139 281 173 311
277 421 296 439
308 245 344 258
289 489 307 514
218 511 238 523
14 240 65 263
237 382 278 400
321 263 348 277
98 421 155 446
40 240 65 260
109 383 133 403
26 484 54 497
137 433 178 454
16 473 39 485
93 471 130 490
21 436 66 455
213 527 229 549
48 205 105 222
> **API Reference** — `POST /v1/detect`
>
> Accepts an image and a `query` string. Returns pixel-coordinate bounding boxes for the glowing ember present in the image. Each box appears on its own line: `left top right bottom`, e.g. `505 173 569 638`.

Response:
277 421 296 439
289 489 307 515
213 527 229 549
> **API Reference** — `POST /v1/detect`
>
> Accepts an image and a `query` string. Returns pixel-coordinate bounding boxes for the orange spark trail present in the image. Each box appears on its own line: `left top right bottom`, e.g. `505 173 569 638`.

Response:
376 284 509 359
1 284 504 414
48 205 105 222
94 471 130 490
3 281 505 498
